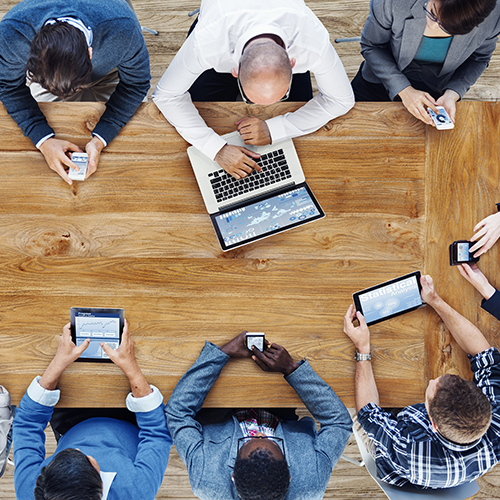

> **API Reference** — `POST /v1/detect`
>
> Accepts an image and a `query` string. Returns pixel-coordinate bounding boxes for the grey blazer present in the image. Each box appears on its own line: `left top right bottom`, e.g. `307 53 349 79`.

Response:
360 0 500 99
165 342 353 500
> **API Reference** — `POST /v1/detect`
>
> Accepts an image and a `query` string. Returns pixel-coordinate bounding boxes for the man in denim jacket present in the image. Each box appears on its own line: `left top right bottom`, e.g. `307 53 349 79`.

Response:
166 331 352 500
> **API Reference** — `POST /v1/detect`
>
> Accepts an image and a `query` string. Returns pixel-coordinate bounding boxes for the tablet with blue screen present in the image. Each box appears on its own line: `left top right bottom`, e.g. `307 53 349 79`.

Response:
70 307 124 362
352 271 425 326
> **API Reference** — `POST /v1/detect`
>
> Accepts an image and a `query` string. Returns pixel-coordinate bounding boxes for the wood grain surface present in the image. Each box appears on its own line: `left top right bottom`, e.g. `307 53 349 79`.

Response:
0 100 429 408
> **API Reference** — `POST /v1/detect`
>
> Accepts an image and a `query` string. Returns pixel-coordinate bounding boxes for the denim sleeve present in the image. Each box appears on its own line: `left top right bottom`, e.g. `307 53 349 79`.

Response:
481 289 500 321
285 360 352 480
91 18 150 144
470 347 500 405
165 342 229 473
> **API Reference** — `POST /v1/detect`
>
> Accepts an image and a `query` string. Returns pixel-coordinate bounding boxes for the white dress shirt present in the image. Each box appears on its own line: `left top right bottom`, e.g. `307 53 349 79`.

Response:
152 0 354 161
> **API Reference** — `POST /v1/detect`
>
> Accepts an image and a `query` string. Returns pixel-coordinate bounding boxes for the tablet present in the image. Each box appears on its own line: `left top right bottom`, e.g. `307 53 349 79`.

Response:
210 183 325 251
70 307 124 362
352 271 425 326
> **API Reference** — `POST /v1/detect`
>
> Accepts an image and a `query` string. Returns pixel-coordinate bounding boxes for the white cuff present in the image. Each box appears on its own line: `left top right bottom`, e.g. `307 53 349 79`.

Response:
91 133 107 147
126 385 163 413
0 386 10 407
265 116 287 145
205 135 228 162
35 133 55 149
26 376 60 407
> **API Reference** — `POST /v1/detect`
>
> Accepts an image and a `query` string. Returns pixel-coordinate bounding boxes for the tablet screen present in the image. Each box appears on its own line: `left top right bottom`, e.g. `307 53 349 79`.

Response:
353 272 424 326
211 183 324 251
70 308 124 361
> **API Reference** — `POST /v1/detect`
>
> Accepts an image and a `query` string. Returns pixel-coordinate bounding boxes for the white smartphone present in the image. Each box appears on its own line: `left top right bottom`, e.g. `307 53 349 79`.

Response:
68 152 89 181
428 106 454 130
245 332 265 352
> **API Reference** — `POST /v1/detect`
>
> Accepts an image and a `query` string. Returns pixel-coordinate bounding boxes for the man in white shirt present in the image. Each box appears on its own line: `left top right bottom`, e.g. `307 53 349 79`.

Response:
153 0 354 180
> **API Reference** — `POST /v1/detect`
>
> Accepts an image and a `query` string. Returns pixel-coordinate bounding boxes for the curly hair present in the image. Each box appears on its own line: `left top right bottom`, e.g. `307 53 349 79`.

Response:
34 448 102 500
233 447 290 500
428 374 492 444
26 21 93 99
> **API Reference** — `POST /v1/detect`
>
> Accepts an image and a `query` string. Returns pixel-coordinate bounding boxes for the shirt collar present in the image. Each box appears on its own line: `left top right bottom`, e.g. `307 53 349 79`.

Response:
433 429 482 451
44 17 93 47
100 471 116 500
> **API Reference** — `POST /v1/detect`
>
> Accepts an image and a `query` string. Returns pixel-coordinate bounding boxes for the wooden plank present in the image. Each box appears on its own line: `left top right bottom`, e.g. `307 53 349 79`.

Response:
425 101 500 382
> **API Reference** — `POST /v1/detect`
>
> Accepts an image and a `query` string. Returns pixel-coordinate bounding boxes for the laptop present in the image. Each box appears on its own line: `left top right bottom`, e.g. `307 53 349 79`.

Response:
187 131 325 251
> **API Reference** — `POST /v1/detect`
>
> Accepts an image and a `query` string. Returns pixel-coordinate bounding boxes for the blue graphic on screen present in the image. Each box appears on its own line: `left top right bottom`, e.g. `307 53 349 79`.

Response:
214 186 320 246
359 276 422 323
75 312 120 359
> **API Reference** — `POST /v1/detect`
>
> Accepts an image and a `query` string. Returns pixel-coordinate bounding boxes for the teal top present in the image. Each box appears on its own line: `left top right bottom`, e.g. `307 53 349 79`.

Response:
414 35 453 64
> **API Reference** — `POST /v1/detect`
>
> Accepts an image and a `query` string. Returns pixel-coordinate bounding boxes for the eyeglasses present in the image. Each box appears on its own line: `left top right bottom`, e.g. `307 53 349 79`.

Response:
423 1 451 35
237 66 293 105
237 436 286 459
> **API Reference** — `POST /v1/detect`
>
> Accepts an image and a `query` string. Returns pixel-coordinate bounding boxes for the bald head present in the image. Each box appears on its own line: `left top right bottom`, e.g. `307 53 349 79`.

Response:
238 42 292 105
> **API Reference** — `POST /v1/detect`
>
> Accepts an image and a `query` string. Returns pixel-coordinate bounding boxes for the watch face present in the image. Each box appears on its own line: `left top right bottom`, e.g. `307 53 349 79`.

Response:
355 351 371 361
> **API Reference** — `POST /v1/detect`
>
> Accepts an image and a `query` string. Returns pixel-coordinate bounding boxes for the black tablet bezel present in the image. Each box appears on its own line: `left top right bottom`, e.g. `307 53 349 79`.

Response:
210 182 325 251
70 307 124 363
352 271 425 326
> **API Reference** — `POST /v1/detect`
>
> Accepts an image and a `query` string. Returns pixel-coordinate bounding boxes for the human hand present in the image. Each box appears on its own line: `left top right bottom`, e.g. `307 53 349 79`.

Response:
84 136 105 179
235 117 271 146
343 305 370 353
39 323 90 390
101 320 152 397
457 263 496 300
470 211 500 257
214 144 262 179
39 138 84 185
101 320 139 375
220 331 254 358
436 89 459 123
419 274 441 307
251 342 299 376
398 86 439 126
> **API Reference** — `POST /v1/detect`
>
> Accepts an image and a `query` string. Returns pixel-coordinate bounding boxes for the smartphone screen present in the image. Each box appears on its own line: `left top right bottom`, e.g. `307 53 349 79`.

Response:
456 242 470 262
246 333 265 352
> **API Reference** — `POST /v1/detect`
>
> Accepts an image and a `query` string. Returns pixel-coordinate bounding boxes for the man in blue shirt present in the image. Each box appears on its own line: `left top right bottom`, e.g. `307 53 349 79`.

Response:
343 274 500 488
13 321 171 500
166 331 352 500
0 0 150 185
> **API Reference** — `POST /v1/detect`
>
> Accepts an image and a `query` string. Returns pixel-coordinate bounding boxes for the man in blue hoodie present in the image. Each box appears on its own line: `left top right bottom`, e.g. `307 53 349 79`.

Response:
13 321 171 500
0 0 150 184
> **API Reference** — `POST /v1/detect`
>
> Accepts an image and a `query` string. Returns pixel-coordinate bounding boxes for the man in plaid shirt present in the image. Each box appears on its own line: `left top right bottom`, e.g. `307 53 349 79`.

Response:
343 274 500 488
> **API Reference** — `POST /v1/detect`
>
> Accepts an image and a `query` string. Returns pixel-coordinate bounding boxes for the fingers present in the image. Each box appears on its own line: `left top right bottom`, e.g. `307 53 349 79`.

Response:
76 337 91 355
356 310 367 328
62 322 72 336
457 264 471 281
100 341 114 358
251 346 270 371
423 94 439 114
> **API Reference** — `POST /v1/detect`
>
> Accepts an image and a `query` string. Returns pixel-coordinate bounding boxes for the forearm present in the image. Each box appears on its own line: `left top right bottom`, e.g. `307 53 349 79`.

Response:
38 359 66 391
125 364 153 398
430 296 491 355
355 360 379 413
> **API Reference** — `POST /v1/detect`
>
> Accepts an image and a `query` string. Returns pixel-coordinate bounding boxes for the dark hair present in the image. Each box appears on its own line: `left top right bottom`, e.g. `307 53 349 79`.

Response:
26 21 92 99
428 374 492 444
437 0 497 35
233 448 290 500
34 448 102 500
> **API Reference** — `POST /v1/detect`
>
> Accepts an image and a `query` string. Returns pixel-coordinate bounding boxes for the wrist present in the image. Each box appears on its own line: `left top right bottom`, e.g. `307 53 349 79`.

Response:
91 136 105 151
283 360 300 376
480 283 496 301
356 343 371 355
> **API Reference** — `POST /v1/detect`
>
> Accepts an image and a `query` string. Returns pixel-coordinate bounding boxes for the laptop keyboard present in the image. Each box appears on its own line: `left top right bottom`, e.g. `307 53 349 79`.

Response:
208 148 292 203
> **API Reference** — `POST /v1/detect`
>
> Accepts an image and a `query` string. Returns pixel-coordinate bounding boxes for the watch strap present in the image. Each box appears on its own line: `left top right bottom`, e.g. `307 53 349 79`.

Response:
355 350 372 362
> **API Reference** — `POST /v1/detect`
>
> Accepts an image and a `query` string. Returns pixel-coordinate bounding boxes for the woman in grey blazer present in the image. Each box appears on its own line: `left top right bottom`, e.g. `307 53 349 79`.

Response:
352 0 500 125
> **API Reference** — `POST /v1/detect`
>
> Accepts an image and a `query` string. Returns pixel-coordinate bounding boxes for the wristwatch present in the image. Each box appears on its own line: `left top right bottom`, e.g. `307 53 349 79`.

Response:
354 350 372 362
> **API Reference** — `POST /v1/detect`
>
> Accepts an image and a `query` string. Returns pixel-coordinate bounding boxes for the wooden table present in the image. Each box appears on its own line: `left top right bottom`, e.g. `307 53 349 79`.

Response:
0 101 498 408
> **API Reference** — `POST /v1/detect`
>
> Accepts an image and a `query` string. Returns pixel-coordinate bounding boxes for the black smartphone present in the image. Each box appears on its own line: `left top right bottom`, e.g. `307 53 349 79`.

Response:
449 241 480 266
245 332 265 352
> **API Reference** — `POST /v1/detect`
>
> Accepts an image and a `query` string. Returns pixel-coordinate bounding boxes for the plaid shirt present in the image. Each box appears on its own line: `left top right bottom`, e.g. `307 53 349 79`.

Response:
234 409 280 437
358 347 500 488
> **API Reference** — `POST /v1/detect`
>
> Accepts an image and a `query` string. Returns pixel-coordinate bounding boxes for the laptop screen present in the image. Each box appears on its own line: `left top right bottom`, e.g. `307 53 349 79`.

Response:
210 183 325 251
